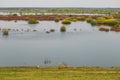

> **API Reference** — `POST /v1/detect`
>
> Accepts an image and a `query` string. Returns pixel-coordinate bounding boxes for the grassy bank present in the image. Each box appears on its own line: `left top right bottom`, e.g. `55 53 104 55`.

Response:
0 66 120 80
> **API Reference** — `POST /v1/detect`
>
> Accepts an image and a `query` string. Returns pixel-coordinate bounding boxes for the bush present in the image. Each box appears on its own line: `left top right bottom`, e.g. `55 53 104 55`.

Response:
2 29 9 36
28 18 39 24
89 16 120 26
104 19 117 26
77 16 85 21
60 25 66 32
72 19 77 22
96 17 106 24
13 14 18 16
86 18 94 23
86 18 98 26
62 19 71 24
105 16 114 19
14 20 17 23
55 18 60 22
114 19 120 26
91 17 119 26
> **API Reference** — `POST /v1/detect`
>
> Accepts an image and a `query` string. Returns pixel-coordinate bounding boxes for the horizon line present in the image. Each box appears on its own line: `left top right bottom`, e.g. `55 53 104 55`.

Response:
0 7 120 9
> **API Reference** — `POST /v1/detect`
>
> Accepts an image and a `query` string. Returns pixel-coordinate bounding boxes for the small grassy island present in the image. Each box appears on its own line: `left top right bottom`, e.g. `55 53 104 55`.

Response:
60 25 66 32
28 18 39 24
2 29 9 36
62 19 71 24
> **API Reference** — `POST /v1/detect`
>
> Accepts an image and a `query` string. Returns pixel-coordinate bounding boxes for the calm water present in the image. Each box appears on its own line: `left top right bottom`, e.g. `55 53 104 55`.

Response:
0 21 120 67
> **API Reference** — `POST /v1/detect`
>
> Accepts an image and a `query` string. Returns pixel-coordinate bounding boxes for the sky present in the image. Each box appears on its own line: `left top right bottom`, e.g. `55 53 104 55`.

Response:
0 0 120 8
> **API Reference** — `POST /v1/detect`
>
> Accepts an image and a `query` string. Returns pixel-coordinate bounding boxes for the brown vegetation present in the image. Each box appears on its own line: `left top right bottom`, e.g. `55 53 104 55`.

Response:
0 15 101 21
99 28 109 32
110 26 120 32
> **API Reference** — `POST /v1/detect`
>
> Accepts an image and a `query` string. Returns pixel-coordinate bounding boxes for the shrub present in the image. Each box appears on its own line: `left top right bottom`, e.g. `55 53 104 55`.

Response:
62 19 71 24
96 17 106 24
72 19 77 22
110 26 120 32
14 20 17 23
76 17 81 20
63 17 72 21
88 20 97 26
2 29 9 36
13 14 18 16
33 30 37 32
104 19 117 26
86 18 94 23
114 19 120 26
90 16 120 26
50 29 55 32
77 16 85 21
105 16 114 19
28 18 39 24
60 25 66 32
55 18 60 22
99 28 109 32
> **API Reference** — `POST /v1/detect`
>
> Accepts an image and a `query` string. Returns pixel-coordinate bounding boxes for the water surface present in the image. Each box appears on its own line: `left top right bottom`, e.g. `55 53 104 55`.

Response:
0 21 120 67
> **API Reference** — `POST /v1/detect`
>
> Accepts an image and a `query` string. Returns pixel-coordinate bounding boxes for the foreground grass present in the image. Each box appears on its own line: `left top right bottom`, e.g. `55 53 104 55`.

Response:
0 66 120 80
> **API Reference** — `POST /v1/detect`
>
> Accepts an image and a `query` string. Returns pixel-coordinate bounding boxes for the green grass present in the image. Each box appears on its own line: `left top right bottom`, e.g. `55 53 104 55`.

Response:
0 66 120 80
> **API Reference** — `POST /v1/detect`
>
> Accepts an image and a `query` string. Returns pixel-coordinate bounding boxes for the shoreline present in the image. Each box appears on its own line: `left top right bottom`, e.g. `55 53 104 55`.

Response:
0 66 120 80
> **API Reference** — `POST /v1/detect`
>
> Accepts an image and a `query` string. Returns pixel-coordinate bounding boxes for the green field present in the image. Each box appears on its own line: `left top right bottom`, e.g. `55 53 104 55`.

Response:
0 66 120 80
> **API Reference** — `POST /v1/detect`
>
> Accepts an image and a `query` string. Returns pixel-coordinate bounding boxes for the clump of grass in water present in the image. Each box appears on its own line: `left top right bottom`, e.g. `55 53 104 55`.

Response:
55 18 60 22
62 19 71 24
28 18 39 24
2 29 9 36
60 25 66 32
